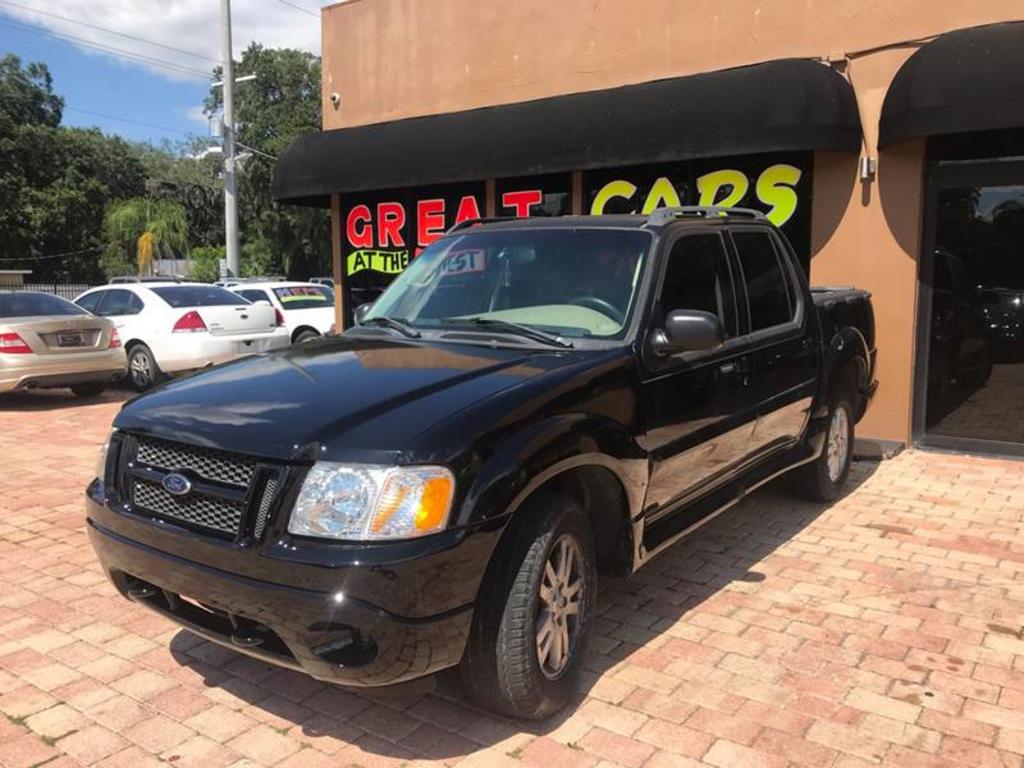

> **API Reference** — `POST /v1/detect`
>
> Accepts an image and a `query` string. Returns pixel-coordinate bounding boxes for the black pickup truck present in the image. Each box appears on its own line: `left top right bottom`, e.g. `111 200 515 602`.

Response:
86 207 876 719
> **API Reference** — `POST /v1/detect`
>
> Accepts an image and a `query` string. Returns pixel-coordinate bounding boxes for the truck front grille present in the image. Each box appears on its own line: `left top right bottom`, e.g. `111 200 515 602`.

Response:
132 478 244 535
136 437 255 487
111 434 287 542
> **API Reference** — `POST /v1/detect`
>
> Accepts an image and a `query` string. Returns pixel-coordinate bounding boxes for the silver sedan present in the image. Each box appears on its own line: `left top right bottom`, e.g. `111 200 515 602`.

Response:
0 292 127 396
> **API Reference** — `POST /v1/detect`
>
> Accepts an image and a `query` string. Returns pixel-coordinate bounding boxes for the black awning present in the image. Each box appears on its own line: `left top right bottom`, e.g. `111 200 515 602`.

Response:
879 22 1024 147
274 58 862 207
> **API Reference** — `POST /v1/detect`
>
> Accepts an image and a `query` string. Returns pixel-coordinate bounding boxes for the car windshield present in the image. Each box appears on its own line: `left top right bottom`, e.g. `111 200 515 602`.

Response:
0 292 87 318
273 285 333 310
365 228 651 339
150 286 248 308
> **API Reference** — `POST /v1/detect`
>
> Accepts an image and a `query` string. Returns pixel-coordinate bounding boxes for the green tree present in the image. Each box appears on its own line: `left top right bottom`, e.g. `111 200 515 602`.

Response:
189 245 224 282
0 55 149 282
205 44 329 279
102 198 188 277
138 138 224 250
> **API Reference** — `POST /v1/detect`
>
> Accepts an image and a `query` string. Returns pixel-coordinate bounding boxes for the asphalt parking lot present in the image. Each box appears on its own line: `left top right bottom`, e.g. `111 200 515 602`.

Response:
2 389 1024 768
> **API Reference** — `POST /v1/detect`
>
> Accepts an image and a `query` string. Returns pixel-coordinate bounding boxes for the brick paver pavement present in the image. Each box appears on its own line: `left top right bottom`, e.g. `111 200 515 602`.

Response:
2 388 1024 767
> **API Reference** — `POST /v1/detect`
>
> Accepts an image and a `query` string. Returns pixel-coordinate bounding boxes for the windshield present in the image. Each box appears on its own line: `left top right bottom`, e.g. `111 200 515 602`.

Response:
0 292 87 318
150 286 248 308
274 285 333 310
365 228 650 339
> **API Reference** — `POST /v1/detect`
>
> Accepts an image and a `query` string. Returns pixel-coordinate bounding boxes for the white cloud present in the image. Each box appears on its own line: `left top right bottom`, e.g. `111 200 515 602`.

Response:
183 104 209 124
0 0 327 82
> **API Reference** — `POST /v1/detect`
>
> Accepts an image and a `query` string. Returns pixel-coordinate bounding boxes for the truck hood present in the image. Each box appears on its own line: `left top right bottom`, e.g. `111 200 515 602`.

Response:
113 335 591 460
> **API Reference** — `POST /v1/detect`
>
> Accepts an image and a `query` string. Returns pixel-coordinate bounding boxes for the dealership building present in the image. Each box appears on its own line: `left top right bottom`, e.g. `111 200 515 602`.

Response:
273 1 1024 456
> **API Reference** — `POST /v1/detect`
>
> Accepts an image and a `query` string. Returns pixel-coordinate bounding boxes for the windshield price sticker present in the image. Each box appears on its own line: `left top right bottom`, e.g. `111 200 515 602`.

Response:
441 249 486 276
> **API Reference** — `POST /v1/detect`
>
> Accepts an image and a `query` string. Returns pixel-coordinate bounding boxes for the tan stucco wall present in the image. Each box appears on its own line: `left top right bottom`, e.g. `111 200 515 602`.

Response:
319 0 1024 444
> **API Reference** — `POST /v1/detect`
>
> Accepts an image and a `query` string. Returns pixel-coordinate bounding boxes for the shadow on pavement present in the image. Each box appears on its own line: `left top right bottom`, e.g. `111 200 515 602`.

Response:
0 386 132 411
168 459 881 761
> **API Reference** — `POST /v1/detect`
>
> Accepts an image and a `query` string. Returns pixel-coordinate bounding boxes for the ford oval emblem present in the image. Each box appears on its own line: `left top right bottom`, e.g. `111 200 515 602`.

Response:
162 473 192 496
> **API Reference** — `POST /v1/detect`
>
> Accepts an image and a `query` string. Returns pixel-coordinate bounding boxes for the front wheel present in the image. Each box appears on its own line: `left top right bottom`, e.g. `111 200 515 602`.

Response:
127 344 161 391
460 493 596 719
791 391 854 502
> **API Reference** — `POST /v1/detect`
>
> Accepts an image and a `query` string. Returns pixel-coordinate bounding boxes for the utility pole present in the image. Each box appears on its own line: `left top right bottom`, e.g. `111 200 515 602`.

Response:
219 0 239 277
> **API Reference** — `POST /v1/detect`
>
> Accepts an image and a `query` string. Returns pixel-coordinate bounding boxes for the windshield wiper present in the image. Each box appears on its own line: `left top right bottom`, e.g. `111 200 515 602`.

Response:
444 317 573 349
361 316 422 338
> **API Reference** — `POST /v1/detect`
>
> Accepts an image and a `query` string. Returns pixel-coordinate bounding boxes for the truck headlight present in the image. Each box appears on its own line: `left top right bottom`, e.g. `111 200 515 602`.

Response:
95 431 114 483
289 463 455 541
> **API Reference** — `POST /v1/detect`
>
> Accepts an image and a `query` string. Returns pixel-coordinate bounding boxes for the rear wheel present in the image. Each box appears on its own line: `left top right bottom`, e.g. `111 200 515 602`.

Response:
791 389 855 502
127 344 161 391
70 382 106 398
460 493 596 719
294 329 319 344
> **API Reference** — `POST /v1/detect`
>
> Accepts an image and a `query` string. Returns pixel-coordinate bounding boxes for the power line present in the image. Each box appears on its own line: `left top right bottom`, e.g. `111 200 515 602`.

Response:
0 17 212 80
0 245 102 262
272 0 319 18
0 0 219 64
64 106 196 138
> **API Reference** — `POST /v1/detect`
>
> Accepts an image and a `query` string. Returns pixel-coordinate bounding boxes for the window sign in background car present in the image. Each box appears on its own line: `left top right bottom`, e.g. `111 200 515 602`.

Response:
584 152 812 271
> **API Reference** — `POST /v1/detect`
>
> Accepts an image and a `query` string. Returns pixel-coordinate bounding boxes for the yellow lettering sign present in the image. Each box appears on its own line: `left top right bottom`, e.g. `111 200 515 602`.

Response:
755 164 802 226
590 180 638 215
641 177 682 214
696 169 750 208
347 249 410 275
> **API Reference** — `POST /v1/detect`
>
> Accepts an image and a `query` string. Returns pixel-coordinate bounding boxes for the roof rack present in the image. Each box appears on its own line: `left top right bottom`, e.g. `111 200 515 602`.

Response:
446 216 517 234
643 206 766 228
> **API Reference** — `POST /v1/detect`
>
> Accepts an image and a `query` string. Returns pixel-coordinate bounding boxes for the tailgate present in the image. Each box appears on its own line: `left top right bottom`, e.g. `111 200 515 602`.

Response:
196 304 277 336
6 316 113 355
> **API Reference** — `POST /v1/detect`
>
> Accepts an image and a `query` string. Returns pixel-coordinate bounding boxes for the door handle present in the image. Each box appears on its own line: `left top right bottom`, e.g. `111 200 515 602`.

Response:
719 360 748 375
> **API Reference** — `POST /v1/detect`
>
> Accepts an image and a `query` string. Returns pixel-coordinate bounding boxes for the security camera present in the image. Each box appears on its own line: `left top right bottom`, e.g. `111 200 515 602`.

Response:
329 92 341 107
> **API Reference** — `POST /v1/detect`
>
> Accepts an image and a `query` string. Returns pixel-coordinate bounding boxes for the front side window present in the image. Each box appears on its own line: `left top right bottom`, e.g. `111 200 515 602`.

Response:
657 233 737 338
97 289 143 316
273 285 333 310
733 231 793 331
76 292 104 314
0 292 87 318
151 286 248 308
366 228 651 339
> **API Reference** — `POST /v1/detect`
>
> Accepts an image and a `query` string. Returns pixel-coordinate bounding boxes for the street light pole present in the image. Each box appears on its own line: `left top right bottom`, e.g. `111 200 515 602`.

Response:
219 0 239 277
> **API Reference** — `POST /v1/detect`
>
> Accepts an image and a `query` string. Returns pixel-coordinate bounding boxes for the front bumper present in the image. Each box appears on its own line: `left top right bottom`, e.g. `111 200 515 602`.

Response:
86 494 480 687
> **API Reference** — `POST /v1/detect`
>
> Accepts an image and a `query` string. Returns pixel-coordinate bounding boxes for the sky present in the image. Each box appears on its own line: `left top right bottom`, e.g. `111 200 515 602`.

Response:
0 0 330 146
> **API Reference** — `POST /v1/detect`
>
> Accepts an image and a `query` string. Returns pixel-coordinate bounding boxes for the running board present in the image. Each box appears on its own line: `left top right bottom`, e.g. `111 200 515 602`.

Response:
640 443 817 563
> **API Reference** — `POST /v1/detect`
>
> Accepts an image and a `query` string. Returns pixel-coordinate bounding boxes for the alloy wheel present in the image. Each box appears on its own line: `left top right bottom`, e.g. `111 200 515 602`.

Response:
130 351 152 388
536 534 584 679
826 404 850 482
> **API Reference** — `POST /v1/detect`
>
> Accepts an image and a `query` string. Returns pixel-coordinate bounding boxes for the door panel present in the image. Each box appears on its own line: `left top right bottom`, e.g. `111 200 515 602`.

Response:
731 230 818 458
639 231 754 516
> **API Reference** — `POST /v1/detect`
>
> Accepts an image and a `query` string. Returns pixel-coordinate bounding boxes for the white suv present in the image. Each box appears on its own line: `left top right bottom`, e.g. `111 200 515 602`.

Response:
74 283 290 390
231 282 335 344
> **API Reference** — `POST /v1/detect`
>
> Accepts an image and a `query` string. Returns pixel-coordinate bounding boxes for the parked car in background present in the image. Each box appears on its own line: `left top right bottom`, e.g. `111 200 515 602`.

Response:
308 276 333 287
86 208 876 719
231 282 335 343
74 283 289 390
110 275 187 284
0 291 126 396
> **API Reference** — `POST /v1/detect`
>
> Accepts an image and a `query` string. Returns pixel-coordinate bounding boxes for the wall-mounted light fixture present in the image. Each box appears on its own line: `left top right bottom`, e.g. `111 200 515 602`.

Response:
859 156 877 181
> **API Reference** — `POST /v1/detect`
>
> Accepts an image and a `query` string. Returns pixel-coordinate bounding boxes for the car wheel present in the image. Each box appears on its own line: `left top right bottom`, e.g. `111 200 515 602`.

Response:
294 329 319 344
70 382 106 398
460 493 596 719
127 344 161 391
791 388 855 502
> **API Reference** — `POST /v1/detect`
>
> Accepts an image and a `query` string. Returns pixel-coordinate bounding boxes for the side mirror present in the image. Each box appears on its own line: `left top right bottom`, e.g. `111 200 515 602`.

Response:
354 302 374 325
653 309 724 355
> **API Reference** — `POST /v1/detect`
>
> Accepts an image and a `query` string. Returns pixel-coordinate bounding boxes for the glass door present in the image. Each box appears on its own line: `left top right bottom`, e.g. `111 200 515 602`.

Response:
915 160 1024 454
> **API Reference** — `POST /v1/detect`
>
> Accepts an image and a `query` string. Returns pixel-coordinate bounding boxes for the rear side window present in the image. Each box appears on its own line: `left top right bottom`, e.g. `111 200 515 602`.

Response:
0 292 86 318
235 289 271 304
733 231 793 331
657 233 737 338
273 286 333 310
151 286 248 308
97 289 144 317
76 292 103 314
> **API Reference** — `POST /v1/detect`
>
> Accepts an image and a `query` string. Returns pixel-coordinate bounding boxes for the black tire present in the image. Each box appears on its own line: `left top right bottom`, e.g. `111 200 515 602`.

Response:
70 382 107 398
791 388 855 502
460 493 596 719
294 329 320 344
126 343 161 391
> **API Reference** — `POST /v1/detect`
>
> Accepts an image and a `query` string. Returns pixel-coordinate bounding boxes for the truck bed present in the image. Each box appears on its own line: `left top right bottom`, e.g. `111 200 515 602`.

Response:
811 285 876 378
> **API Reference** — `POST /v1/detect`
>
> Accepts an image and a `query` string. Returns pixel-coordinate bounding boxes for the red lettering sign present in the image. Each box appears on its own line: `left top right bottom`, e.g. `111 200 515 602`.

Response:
377 202 406 247
454 195 482 224
346 204 372 248
417 198 446 247
501 189 543 218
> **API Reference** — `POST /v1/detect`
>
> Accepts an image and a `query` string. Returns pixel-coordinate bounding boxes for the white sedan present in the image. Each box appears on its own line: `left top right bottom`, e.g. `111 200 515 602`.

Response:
231 282 336 343
74 283 290 390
